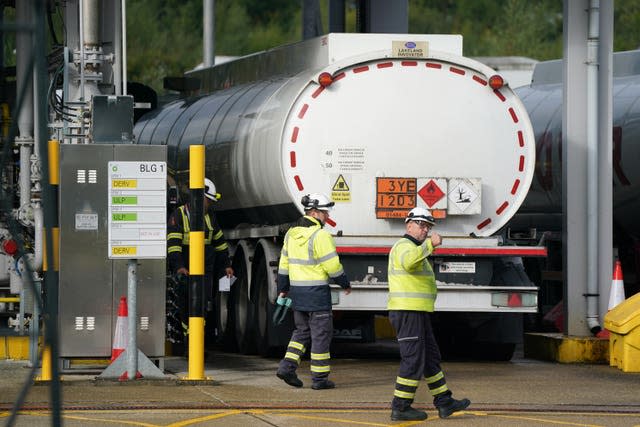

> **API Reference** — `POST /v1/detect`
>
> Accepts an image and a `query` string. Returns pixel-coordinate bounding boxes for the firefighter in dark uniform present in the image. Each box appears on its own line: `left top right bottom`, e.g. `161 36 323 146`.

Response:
388 207 470 421
275 193 351 390
166 178 233 352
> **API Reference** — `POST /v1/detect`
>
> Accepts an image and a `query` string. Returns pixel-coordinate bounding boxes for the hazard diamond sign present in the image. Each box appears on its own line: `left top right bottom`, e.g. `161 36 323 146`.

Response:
331 174 351 202
417 179 446 208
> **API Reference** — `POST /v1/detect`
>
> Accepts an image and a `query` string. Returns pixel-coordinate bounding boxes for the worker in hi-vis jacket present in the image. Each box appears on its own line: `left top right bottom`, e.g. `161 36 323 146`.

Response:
275 193 351 390
166 178 233 353
387 207 470 421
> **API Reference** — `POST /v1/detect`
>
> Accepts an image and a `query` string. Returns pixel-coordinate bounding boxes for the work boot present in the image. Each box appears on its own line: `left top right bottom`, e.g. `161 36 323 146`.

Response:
390 406 428 421
276 371 303 388
437 397 471 418
311 379 335 390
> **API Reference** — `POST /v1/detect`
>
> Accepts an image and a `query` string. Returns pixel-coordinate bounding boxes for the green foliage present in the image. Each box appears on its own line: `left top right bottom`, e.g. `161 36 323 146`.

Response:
409 0 563 59
126 0 640 94
615 1 640 52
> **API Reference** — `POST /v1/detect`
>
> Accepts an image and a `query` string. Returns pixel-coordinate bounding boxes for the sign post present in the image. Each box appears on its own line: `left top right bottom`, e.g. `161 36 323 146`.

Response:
99 160 167 380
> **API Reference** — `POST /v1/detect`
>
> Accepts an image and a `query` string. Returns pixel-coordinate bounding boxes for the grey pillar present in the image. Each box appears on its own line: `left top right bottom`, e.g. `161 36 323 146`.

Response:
356 0 408 33
329 0 345 33
597 1 613 323
562 0 589 335
302 0 323 40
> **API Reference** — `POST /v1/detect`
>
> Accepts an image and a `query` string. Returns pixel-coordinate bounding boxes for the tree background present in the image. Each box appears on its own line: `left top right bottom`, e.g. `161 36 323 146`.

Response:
122 0 640 93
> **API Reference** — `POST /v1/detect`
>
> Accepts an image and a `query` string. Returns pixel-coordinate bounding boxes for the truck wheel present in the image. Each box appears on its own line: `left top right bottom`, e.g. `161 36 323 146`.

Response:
233 250 256 354
215 287 236 351
252 256 276 356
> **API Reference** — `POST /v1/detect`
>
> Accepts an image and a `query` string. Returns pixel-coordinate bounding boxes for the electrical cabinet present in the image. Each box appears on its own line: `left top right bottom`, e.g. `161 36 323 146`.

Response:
58 144 167 358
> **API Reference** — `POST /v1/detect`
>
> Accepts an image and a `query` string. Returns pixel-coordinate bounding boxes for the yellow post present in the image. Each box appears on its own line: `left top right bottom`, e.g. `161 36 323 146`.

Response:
38 139 61 382
186 145 207 380
39 345 52 381
188 317 205 378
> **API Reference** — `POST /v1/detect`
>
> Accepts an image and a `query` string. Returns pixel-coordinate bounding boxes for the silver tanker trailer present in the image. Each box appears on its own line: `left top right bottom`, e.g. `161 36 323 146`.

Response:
511 49 640 321
134 33 546 359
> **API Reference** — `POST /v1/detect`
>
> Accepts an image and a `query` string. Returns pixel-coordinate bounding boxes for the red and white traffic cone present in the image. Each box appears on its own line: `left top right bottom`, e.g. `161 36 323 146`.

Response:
608 260 626 311
111 296 128 362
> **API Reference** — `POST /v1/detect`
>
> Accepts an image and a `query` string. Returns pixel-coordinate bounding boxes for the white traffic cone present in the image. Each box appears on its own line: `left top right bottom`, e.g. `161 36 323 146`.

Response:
111 296 128 361
608 260 626 311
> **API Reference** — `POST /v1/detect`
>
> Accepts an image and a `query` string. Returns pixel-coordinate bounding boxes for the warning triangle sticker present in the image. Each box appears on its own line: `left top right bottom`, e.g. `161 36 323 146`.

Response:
332 175 349 191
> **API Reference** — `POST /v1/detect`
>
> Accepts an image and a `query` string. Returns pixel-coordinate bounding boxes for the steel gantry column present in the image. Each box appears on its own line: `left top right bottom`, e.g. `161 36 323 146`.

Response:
562 0 613 336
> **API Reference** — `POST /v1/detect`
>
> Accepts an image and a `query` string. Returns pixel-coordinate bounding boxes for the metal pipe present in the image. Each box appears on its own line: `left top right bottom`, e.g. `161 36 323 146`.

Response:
586 0 601 334
16 1 34 212
16 1 33 139
82 0 100 47
34 206 43 270
127 260 138 380
203 0 215 67
79 0 85 101
114 1 122 95
596 0 613 324
19 145 31 210
122 0 127 95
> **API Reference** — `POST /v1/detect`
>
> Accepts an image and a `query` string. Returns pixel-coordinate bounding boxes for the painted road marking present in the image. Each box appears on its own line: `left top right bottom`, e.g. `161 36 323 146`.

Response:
4 409 640 426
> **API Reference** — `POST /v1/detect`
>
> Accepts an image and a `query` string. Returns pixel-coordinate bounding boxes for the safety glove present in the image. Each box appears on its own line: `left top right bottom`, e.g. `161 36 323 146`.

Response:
272 296 292 325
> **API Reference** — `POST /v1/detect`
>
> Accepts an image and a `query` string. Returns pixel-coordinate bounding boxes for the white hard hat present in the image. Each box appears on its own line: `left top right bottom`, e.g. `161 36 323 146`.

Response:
204 178 221 201
405 207 435 225
301 193 335 211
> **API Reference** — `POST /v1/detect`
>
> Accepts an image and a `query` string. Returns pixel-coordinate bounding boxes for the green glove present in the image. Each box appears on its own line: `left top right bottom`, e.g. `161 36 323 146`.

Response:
276 296 292 307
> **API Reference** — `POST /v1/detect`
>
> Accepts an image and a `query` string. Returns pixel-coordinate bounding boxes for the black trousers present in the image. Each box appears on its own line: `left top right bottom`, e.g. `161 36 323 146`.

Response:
278 310 333 382
167 272 216 348
389 310 452 410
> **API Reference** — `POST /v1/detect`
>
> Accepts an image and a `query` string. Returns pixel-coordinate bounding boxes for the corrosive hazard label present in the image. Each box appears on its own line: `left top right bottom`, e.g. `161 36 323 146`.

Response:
331 175 351 202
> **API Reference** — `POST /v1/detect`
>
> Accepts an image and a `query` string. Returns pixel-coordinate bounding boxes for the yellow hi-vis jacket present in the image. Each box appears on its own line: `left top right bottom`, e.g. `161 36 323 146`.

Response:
277 216 348 311
167 204 230 274
387 235 437 312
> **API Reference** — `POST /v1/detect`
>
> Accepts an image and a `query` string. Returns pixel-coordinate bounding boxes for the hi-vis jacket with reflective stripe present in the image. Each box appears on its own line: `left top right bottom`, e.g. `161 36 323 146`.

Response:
277 216 349 311
387 234 437 312
167 204 231 274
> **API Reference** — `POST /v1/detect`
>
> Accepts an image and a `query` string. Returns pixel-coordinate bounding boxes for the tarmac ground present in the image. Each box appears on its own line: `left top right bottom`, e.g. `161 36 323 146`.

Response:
1 341 639 426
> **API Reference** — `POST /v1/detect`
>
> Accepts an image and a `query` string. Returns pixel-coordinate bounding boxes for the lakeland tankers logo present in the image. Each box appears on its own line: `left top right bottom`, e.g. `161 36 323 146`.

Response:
392 40 428 58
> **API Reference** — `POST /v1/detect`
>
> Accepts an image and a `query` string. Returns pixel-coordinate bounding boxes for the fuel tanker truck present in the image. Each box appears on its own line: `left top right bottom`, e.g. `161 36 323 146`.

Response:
134 33 546 360
510 49 640 322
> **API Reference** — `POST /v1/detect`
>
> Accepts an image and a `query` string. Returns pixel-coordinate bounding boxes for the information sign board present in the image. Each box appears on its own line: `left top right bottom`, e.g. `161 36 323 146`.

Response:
108 161 167 259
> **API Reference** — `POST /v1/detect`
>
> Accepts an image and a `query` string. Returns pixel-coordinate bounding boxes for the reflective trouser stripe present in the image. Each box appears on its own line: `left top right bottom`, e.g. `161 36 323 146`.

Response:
288 341 305 351
426 370 449 396
394 375 419 401
425 371 444 383
311 352 331 374
311 352 330 360
394 389 415 399
284 340 306 365
284 352 301 363
429 384 449 396
396 376 419 387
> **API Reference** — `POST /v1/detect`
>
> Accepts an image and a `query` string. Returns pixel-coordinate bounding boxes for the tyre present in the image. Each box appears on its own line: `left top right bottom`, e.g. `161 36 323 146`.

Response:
233 249 256 354
252 256 278 356
215 284 236 351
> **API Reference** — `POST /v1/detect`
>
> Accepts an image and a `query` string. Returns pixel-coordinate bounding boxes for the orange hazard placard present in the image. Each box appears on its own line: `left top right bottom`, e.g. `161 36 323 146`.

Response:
376 177 416 194
376 177 416 218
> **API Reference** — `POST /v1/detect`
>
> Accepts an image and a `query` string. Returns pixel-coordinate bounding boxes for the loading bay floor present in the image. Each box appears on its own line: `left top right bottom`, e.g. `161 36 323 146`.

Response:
1 342 639 426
